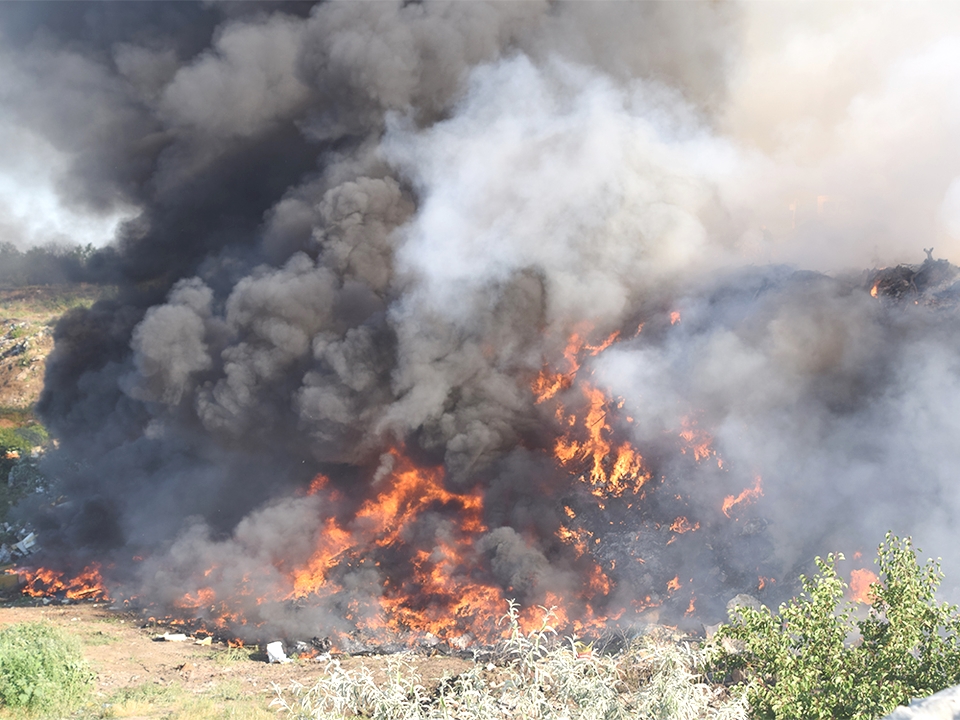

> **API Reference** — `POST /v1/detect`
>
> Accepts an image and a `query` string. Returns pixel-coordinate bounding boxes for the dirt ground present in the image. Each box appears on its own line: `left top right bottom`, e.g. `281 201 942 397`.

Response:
0 602 473 718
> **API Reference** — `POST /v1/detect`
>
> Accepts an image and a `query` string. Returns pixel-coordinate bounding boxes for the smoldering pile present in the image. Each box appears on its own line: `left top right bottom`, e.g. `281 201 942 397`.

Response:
4 1 960 645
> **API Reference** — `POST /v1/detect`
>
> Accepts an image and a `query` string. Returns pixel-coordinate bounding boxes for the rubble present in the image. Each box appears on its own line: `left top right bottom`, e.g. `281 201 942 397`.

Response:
867 255 960 305
882 685 960 719
13 532 36 556
726 594 763 622
266 641 290 663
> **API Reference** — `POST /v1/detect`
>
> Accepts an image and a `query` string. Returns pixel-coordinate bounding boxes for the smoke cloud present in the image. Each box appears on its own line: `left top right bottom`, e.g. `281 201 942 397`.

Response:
4 1 960 636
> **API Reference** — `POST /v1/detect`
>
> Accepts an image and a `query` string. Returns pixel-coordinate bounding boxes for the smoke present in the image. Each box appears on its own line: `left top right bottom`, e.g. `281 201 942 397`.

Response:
5 1 960 635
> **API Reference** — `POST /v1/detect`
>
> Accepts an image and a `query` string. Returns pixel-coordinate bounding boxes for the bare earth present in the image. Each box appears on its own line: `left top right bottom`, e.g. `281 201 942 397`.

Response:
0 602 472 718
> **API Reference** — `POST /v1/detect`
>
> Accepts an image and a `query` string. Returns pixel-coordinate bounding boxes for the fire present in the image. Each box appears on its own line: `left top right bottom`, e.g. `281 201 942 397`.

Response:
669 517 699 534
685 596 696 615
850 568 878 604
553 384 650 497
666 575 681 592
176 587 216 609
870 283 879 298
17 563 109 601
557 525 591 558
532 328 620 404
722 475 764 517
679 416 714 461
286 451 507 640
670 311 681 325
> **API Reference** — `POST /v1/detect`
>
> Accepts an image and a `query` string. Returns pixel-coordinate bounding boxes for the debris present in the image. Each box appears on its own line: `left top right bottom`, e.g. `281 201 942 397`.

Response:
726 594 762 624
0 340 28 360
448 634 474 651
882 684 960 719
13 532 36 555
159 633 189 642
419 632 440 648
266 641 290 663
0 570 18 592
194 636 212 646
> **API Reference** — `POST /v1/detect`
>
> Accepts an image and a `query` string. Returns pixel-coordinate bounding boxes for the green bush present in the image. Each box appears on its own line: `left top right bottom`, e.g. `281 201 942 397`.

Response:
0 622 94 713
709 533 960 719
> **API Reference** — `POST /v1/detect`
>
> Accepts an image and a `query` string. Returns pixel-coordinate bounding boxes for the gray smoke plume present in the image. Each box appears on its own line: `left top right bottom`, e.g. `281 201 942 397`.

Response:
5 1 960 639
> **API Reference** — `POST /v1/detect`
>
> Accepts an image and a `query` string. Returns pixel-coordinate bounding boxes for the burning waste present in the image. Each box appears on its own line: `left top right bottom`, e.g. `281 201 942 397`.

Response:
3 1 960 651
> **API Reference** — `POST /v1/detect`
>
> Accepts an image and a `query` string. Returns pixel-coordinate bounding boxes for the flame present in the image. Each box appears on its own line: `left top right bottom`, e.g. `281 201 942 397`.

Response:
176 587 217 609
304 473 330 496
670 311 681 325
17 564 110 601
557 525 591 558
669 517 699 534
678 416 714 461
850 568 878 604
16 322 773 644
532 328 620 404
722 475 764 517
554 384 650 497
685 596 696 616
286 451 508 640
870 283 879 298
531 332 587 404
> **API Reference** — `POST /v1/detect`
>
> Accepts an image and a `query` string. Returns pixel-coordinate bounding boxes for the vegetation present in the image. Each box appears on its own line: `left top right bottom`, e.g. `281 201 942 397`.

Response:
709 533 960 720
0 242 115 289
86 680 276 720
273 601 748 720
0 622 93 714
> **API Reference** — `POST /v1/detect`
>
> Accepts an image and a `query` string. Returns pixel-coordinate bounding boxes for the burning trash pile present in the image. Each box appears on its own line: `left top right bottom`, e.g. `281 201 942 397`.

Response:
4 1 960 656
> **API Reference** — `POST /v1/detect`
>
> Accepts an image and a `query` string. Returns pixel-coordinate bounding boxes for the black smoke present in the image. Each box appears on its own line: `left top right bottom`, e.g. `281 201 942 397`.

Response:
5 1 960 639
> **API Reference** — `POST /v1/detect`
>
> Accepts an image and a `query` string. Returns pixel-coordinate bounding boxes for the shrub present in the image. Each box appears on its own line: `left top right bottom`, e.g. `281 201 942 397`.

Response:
0 621 94 713
273 601 748 720
708 533 960 720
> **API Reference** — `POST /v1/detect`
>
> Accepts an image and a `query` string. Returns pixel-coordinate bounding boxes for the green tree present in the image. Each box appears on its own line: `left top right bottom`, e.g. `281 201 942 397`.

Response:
709 533 960 720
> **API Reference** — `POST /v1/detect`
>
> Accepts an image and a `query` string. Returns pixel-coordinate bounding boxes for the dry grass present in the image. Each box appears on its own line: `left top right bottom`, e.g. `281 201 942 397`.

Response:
273 602 747 720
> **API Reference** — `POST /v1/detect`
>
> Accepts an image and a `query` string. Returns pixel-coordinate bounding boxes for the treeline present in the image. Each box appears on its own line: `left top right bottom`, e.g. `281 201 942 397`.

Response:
0 242 116 288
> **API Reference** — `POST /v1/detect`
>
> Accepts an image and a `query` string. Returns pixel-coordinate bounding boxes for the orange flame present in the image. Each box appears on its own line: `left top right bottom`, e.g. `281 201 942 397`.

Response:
670 311 681 325
532 328 619 404
679 416 714 461
669 517 700 534
553 384 650 497
17 564 110 601
722 475 764 517
850 568 878 604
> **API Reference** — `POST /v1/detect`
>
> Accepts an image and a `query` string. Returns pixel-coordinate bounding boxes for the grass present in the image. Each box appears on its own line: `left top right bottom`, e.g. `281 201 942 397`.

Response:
0 284 115 318
86 680 277 720
211 646 259 666
0 622 94 714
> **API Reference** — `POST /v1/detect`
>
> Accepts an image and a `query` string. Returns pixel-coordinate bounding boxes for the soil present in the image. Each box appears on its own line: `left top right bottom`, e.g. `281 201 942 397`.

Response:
0 602 472 715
